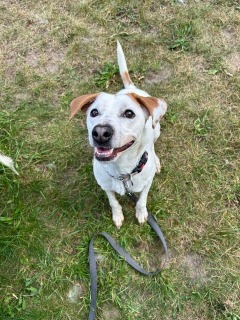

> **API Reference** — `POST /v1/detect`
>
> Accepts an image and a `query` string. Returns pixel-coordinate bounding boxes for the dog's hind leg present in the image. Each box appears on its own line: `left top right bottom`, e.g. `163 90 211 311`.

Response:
153 122 161 173
154 153 161 174
106 191 124 229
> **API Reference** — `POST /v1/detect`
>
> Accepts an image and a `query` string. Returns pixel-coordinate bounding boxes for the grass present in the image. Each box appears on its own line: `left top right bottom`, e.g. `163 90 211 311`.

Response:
94 63 119 89
0 0 240 319
167 21 195 51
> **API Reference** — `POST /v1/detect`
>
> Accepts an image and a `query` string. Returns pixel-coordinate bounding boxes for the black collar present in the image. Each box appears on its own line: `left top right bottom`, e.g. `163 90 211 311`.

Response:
130 151 148 176
106 151 148 197
106 151 148 185
116 151 148 183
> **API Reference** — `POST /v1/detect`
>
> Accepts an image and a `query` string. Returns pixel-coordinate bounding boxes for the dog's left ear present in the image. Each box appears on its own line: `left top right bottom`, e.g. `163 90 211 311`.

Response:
70 93 100 119
127 93 167 127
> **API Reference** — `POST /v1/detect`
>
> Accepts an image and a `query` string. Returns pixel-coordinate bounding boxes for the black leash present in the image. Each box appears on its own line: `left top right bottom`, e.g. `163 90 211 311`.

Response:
88 192 169 320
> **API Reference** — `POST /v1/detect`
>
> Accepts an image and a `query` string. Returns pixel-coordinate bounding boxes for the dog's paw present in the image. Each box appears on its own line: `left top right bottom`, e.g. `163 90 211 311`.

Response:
136 207 148 224
155 155 161 174
112 211 124 229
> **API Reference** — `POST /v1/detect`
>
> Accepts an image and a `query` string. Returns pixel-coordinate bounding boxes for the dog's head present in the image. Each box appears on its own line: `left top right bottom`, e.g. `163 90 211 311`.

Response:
70 92 167 161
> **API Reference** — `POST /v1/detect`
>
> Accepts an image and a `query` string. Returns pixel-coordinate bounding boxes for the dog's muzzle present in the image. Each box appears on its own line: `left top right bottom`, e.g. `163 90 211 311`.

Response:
91 124 134 161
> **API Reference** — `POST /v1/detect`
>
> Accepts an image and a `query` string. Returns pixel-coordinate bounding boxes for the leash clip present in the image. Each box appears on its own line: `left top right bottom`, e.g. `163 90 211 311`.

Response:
119 173 133 185
119 174 134 198
119 173 130 182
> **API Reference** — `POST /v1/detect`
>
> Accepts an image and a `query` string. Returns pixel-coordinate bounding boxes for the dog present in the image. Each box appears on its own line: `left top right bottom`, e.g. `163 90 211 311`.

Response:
70 41 167 228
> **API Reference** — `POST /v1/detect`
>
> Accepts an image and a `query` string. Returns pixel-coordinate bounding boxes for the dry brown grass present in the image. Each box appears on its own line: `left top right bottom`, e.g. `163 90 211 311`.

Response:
0 0 239 319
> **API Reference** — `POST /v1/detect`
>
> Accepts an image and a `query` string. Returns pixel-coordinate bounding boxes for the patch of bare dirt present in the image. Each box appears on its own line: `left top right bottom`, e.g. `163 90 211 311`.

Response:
224 52 240 74
25 47 66 74
221 27 240 47
101 304 121 320
145 68 172 84
67 282 87 303
15 92 31 103
181 254 208 283
178 302 211 320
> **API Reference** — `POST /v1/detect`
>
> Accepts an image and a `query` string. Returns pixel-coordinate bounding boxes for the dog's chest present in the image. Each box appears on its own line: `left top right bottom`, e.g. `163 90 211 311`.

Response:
93 156 155 195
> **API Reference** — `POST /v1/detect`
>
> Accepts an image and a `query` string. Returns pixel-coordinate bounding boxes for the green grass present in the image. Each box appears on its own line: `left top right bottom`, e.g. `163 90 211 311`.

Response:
0 1 240 319
94 63 120 89
167 21 196 51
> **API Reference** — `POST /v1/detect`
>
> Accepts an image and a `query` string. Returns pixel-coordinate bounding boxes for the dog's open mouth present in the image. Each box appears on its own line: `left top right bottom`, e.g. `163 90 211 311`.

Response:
95 140 135 161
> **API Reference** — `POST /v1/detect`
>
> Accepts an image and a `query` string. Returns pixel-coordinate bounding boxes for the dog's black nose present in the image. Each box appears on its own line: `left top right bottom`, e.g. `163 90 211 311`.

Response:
92 125 114 144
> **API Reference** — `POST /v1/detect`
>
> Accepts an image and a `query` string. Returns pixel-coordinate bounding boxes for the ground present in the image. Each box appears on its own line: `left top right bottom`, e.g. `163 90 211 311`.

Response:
0 0 239 319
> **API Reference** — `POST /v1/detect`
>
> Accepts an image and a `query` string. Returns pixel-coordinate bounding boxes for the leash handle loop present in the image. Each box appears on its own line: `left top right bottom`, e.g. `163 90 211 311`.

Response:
88 212 168 320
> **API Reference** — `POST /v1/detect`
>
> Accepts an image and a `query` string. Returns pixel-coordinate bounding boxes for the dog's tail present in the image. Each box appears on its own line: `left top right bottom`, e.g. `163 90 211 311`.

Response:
0 153 19 175
117 41 135 89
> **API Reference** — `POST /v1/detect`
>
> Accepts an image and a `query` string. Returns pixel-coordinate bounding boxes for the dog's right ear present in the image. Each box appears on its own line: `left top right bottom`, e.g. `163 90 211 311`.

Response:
70 93 100 119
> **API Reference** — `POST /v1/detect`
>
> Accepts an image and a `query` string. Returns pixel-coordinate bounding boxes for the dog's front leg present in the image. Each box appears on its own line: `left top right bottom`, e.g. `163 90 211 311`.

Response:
135 183 151 224
106 191 124 229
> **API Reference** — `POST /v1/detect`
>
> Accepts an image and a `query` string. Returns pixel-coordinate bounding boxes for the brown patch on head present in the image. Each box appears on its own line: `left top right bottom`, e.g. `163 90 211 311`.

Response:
70 93 100 119
122 71 133 87
127 93 159 116
127 92 167 128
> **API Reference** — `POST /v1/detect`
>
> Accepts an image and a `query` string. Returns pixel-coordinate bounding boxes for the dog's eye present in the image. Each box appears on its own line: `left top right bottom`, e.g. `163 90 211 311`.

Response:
124 110 135 119
90 109 99 117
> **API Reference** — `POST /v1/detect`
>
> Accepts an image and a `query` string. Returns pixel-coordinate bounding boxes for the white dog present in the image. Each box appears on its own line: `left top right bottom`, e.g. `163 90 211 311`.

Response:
70 42 167 228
